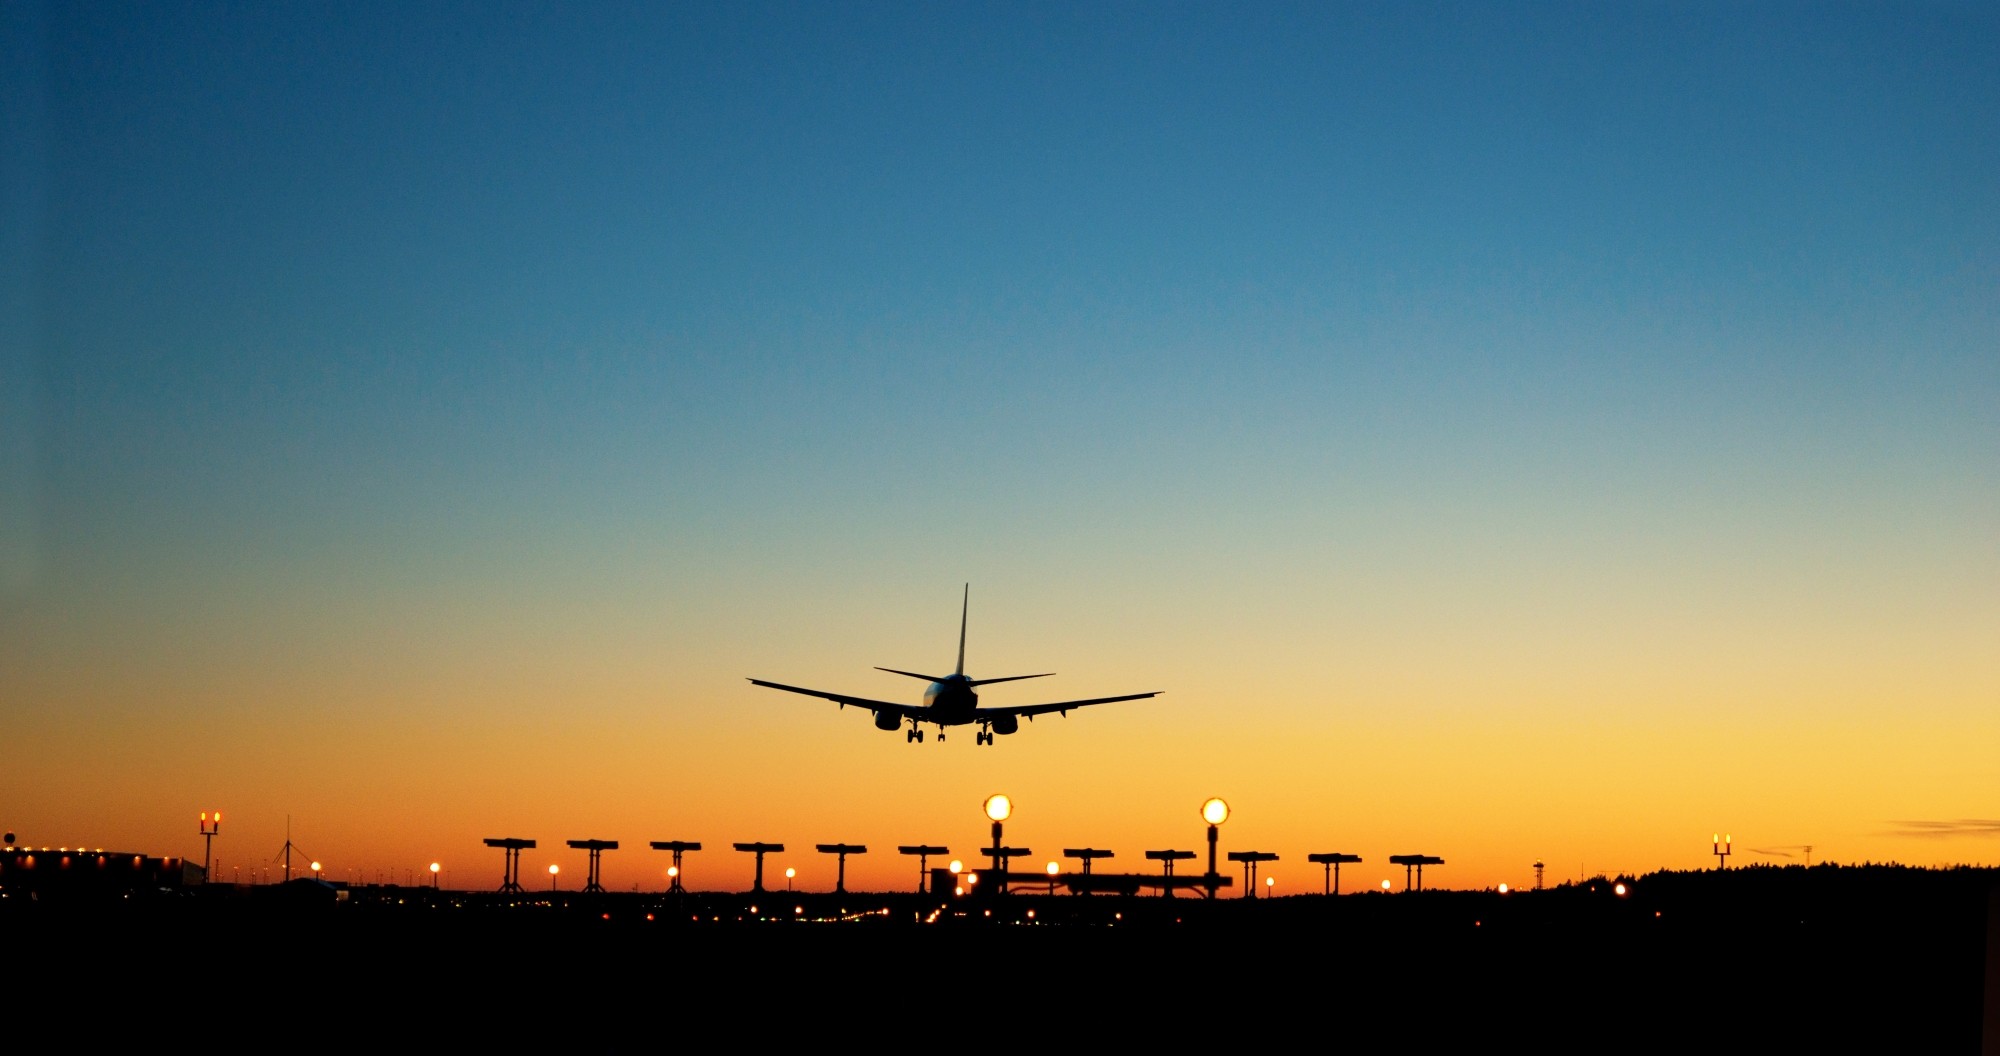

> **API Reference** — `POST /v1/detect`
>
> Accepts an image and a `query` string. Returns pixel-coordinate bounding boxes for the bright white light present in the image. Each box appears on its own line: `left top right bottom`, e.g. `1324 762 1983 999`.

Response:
1381 880 1391 891
1202 798 1229 825
985 794 1013 822
948 860 963 874
1498 883 1509 894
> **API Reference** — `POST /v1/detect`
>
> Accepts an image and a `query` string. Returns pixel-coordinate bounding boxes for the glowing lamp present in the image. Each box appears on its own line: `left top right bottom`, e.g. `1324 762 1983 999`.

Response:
948 860 964 874
984 794 1013 822
1202 798 1230 826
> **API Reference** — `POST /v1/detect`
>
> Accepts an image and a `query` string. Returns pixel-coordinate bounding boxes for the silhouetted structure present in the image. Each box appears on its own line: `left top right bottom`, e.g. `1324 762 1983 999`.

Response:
733 842 784 893
898 845 948 893
1713 833 1732 870
1062 848 1114 894
815 844 867 894
567 839 618 894
272 816 312 883
198 811 221 881
1145 849 1196 896
0 847 200 897
1388 854 1445 891
982 846 1032 890
484 838 536 893
1534 858 1544 890
1307 852 1363 895
1227 850 1278 897
650 840 701 893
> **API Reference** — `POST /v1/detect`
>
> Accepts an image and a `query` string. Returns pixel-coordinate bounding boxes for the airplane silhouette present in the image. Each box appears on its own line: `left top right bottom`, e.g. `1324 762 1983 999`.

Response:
748 586 1161 744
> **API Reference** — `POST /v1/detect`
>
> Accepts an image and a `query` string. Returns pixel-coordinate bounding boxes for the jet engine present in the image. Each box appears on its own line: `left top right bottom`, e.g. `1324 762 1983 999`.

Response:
991 714 1019 736
874 711 901 731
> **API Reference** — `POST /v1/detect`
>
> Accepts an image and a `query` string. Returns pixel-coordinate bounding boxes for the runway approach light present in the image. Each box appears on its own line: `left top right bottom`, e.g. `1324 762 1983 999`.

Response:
985 795 1013 822
1202 798 1230 826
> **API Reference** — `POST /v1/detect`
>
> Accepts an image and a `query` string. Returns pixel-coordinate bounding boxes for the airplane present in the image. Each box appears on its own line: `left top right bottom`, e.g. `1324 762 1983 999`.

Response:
748 586 1161 745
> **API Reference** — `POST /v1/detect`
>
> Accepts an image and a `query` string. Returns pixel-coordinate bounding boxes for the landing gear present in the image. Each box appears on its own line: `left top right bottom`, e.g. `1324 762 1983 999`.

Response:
906 726 924 743
976 728 994 746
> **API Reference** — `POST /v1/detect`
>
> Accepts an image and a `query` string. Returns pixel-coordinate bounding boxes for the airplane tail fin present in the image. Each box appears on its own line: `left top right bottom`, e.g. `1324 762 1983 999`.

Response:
955 583 968 676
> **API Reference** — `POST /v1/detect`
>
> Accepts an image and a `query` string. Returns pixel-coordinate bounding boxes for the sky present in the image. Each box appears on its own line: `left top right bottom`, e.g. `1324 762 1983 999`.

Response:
3 1 1996 894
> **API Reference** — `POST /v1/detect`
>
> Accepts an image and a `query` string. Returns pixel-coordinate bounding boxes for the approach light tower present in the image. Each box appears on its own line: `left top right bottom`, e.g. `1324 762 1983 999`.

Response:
650 841 701 893
1713 833 1732 870
1307 852 1363 895
484 838 537 893
566 839 618 894
733 842 784 893
898 845 949 894
816 844 868 894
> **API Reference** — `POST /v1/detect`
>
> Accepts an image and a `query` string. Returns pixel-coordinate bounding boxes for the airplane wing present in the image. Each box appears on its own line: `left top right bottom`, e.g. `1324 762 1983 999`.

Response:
747 678 924 719
985 691 1162 719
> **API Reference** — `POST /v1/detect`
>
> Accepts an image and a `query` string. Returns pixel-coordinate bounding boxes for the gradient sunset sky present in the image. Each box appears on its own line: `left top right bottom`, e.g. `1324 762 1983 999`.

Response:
4 1 1995 894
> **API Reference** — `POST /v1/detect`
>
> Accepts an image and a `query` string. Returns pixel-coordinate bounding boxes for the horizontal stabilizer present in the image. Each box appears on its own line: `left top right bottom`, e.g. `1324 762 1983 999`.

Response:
967 672 1055 687
875 666 945 683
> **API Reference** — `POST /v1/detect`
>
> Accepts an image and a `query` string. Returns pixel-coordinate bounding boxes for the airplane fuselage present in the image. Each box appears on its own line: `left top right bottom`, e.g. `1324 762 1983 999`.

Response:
921 674 980 724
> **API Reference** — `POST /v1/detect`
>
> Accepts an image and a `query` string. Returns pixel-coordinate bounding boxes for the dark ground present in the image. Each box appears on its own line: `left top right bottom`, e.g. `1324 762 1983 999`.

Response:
7 865 1992 1050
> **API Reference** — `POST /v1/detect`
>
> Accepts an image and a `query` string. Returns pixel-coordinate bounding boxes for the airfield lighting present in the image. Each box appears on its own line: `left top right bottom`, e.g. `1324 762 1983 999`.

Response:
309 861 321 882
1614 882 1629 897
984 795 1014 892
1047 861 1060 897
197 811 222 882
549 863 560 891
429 861 441 888
1382 880 1392 891
785 867 796 891
1201 797 1230 900
949 860 964 875
1713 834 1732 870
1266 876 1275 893
1498 883 1510 894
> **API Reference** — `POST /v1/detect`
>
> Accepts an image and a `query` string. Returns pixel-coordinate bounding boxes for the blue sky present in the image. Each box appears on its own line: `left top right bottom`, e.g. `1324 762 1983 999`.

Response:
4 2 1996 886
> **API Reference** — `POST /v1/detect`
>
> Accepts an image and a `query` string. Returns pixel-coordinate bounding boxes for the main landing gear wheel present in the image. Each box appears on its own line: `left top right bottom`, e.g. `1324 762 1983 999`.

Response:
977 730 993 746
906 727 924 743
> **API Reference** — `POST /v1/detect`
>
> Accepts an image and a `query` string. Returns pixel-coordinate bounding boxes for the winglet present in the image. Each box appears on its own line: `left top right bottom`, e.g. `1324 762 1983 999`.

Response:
956 583 968 677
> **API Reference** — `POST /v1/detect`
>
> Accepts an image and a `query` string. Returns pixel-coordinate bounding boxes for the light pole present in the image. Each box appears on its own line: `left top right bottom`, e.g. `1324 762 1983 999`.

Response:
198 811 222 881
1046 861 1059 896
429 862 441 889
1713 833 1732 870
785 867 795 891
548 863 560 891
985 794 1012 893
1201 797 1229 900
